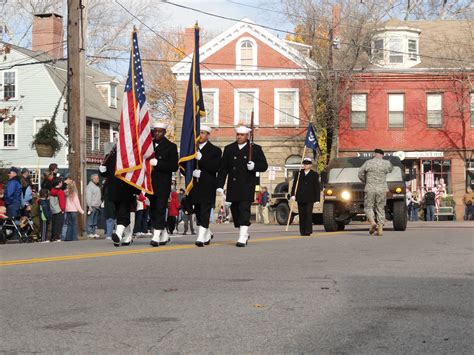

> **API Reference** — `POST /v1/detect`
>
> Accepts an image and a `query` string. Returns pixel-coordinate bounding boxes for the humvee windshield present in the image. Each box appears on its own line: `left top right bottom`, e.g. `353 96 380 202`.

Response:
328 166 403 184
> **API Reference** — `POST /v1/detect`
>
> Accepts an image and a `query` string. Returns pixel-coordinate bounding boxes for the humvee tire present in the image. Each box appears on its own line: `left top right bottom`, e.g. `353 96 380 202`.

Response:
392 200 407 231
323 202 339 232
0 230 6 244
275 203 296 225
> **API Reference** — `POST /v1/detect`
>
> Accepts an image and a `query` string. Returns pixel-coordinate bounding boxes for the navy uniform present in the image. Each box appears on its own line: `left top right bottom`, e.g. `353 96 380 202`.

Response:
217 125 268 247
291 157 320 236
190 125 222 247
149 122 179 247
99 146 139 247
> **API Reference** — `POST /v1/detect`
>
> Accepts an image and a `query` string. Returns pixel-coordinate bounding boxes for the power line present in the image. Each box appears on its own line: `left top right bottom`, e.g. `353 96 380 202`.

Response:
162 0 473 65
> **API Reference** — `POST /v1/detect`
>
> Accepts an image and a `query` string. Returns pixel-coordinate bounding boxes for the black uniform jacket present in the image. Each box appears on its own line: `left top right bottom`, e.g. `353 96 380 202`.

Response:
100 148 139 203
291 169 320 203
217 141 268 202
151 137 179 200
189 141 222 204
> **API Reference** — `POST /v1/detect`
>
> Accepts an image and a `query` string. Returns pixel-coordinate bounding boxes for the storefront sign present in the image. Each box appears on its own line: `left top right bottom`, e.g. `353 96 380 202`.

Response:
86 157 104 164
405 151 444 159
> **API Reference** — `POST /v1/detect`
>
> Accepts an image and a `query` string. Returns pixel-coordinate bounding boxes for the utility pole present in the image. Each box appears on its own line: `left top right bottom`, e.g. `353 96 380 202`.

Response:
67 0 86 234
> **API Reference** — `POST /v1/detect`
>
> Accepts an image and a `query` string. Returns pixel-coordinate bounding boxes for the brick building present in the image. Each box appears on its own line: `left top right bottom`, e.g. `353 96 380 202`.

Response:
172 19 316 190
339 20 474 219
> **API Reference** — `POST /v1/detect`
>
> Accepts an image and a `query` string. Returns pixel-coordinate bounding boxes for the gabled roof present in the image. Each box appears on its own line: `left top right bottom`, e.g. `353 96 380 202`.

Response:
172 18 318 74
3 42 122 123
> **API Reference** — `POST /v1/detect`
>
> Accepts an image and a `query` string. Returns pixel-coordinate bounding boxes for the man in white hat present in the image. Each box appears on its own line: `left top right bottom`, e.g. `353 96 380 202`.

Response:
290 157 320 236
149 121 179 247
189 125 222 247
216 125 268 247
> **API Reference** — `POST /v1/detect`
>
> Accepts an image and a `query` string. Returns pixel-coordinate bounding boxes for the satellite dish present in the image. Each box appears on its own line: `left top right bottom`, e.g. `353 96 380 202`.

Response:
393 151 406 161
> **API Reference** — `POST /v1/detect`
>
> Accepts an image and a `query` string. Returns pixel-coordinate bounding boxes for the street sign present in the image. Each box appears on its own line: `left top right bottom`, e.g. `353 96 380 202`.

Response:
268 166 282 171
268 170 276 181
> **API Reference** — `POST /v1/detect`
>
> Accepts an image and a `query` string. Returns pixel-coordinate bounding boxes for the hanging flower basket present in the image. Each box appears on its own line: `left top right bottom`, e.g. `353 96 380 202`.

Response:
35 144 55 158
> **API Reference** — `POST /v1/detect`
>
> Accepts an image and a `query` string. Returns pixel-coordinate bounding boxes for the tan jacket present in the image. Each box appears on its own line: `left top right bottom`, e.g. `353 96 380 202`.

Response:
463 192 474 205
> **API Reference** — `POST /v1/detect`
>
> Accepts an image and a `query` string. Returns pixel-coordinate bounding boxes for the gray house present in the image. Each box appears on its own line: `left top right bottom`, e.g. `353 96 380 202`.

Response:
0 14 122 188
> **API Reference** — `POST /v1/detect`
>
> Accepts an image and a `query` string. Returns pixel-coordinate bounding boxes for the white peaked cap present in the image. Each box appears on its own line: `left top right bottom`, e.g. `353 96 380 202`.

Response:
200 125 212 133
152 121 168 130
303 157 313 163
235 125 251 134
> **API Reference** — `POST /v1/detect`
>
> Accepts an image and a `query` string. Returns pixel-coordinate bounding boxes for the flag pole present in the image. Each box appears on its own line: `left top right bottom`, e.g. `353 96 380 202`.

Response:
285 145 307 232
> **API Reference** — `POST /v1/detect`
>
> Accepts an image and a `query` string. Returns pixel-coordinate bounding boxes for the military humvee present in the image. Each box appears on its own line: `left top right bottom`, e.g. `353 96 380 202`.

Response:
269 180 323 225
322 156 407 232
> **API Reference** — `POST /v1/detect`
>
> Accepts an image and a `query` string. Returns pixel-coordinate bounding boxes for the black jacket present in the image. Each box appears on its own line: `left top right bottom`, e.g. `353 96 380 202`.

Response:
151 137 179 200
100 148 139 202
217 141 268 202
189 141 222 203
291 169 320 203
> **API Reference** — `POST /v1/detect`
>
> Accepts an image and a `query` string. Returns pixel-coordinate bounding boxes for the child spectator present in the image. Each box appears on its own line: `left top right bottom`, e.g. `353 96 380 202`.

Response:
29 190 41 241
38 189 52 242
64 177 84 241
167 191 180 235
49 178 66 242
41 169 54 191
134 192 149 236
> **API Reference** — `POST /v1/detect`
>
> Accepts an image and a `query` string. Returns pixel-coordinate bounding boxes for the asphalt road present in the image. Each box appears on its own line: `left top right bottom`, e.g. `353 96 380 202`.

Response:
1 221 473 354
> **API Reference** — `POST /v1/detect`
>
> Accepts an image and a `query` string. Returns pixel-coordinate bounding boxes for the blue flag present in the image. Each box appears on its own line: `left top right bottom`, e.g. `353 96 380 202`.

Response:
304 123 318 158
179 24 205 194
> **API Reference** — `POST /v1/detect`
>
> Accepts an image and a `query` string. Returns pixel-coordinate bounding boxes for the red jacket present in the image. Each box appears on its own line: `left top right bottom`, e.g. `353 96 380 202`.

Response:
168 192 180 217
50 188 66 212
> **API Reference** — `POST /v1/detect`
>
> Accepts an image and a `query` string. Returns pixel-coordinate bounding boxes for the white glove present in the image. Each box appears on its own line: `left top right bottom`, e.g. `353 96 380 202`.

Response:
216 188 224 194
196 151 202 160
99 165 107 173
290 196 296 201
149 158 158 166
192 169 201 178
247 161 255 171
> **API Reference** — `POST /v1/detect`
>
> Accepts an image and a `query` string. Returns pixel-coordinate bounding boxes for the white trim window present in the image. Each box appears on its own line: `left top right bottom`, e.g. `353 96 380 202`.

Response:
427 93 443 127
34 117 50 134
2 70 17 100
274 89 299 126
1 118 16 148
110 125 119 142
388 93 404 128
236 37 257 71
408 39 418 61
372 38 384 62
350 94 367 128
202 89 219 126
389 37 404 64
234 89 259 125
108 84 117 108
92 120 100 151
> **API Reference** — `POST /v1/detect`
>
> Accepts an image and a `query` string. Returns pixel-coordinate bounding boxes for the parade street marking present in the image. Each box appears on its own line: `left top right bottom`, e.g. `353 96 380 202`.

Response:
0 232 343 267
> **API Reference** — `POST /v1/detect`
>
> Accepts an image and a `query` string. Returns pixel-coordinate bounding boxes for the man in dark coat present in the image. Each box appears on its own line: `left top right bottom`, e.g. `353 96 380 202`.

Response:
99 146 139 247
291 157 320 236
217 125 268 247
189 125 222 247
149 122 179 247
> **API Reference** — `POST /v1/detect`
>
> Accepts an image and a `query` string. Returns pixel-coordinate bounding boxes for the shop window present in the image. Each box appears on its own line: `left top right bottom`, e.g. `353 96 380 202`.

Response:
427 93 443 127
351 94 367 128
467 160 474 190
422 160 451 194
388 93 404 128
285 155 302 180
202 89 219 126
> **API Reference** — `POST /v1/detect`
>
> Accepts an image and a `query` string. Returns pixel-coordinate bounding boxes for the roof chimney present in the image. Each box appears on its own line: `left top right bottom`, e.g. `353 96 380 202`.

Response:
184 27 195 56
32 13 64 59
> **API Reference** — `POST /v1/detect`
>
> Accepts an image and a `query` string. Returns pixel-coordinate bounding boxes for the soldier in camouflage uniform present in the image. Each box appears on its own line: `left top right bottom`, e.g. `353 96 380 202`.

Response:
358 149 394 236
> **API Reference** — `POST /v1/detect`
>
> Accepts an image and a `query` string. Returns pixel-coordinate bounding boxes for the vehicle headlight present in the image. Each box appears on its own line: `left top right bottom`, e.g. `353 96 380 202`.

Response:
341 190 351 201
326 189 333 196
395 187 402 193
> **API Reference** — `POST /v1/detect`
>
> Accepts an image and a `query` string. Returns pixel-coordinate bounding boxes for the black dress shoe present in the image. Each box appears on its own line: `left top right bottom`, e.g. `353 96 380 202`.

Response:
235 242 246 247
159 239 170 246
195 241 204 247
121 241 132 246
150 240 159 247
112 233 121 247
204 234 214 245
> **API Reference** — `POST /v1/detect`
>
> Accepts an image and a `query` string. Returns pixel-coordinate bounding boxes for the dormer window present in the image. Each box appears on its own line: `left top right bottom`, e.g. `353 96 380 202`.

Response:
389 37 403 63
236 37 257 70
109 84 117 108
372 38 384 62
408 39 418 60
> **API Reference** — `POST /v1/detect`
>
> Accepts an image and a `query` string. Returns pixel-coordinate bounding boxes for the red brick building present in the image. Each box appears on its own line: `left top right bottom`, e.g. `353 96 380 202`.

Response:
172 19 316 188
338 20 474 219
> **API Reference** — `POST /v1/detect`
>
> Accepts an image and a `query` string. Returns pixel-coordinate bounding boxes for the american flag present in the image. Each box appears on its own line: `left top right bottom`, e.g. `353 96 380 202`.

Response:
115 30 153 195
